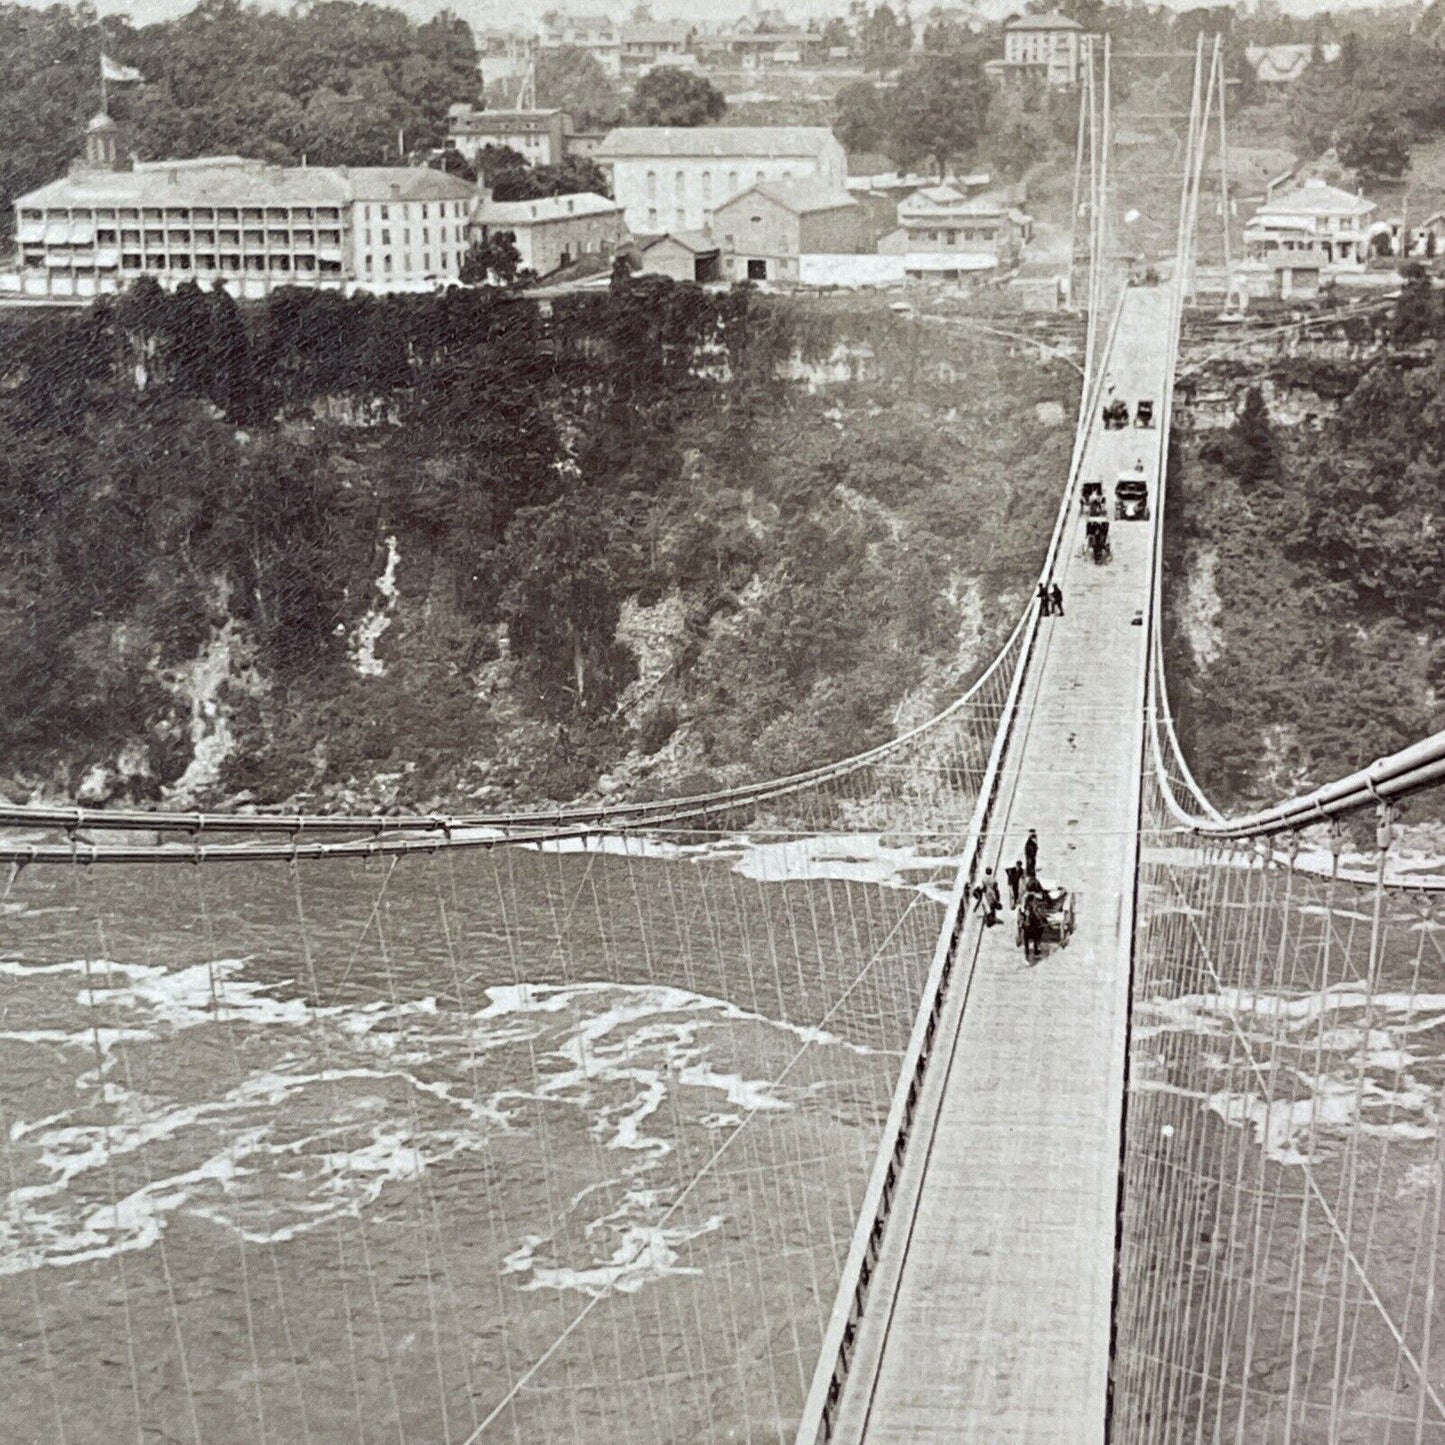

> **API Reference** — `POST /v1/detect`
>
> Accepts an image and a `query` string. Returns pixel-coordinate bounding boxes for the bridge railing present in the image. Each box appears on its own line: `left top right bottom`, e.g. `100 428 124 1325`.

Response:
794 275 1130 1445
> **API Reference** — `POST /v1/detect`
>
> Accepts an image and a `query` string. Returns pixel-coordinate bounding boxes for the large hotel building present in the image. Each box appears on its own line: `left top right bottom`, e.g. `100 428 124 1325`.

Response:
8 112 480 301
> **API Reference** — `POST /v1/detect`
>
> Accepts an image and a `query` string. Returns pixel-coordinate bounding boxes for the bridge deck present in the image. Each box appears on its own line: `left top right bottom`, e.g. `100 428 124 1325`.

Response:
830 287 1175 1443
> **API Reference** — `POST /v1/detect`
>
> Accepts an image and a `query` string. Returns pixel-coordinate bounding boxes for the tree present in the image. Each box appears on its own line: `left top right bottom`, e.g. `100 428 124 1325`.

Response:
535 44 623 130
1392 262 1436 344
859 4 911 75
834 80 890 156
460 232 522 285
887 47 990 176
499 494 638 717
820 16 851 53
489 154 611 201
1338 105 1409 182
627 66 725 126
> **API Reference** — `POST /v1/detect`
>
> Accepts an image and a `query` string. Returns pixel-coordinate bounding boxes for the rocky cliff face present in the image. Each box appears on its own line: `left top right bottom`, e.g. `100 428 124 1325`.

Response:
1 286 1084 815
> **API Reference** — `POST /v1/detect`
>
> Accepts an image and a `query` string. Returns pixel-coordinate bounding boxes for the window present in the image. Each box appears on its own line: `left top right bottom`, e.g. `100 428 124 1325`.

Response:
728 170 738 192
747 258 767 280
380 205 389 220
422 203 429 218
675 208 685 229
701 170 712 201
647 170 657 200
365 253 373 272
647 207 658 228
675 169 685 196
423 227 430 244
381 229 391 245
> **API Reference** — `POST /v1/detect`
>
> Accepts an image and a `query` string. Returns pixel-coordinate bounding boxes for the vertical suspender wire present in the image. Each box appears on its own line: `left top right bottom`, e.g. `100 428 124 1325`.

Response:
68 862 146 1445
1385 905 1445 1445
0 865 70 1445
1327 846 1390 1445
1414 1077 1445 1444
191 863 289 1445
1233 842 1299 1443
1215 37 1231 282
1341 881 1431 1416
1284 843 1341 1445
289 858 401 1445
82 869 204 1445
1069 40 1088 312
369 873 458 1443
1208 842 1259 1442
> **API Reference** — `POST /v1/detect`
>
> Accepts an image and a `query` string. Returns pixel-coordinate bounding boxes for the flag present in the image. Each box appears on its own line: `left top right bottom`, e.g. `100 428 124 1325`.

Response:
100 54 144 84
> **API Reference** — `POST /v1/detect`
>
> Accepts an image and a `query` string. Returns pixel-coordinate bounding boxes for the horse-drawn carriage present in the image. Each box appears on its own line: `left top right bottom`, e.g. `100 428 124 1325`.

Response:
1086 517 1111 563
1116 476 1150 521
1081 480 1106 517
1135 399 1155 428
1017 881 1076 962
1102 397 1129 430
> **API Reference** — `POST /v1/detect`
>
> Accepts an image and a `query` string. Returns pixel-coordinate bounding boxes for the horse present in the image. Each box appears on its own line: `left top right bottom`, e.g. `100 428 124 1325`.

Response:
1020 895 1046 963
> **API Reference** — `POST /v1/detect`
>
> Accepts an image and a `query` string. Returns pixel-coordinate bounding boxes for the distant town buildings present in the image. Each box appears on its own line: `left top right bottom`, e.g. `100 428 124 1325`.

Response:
446 106 572 168
988 13 1094 88
539 12 621 76
472 190 628 275
637 230 722 283
595 126 847 235
877 180 1032 279
1243 178 1376 268
10 113 476 300
713 179 862 282
619 22 694 76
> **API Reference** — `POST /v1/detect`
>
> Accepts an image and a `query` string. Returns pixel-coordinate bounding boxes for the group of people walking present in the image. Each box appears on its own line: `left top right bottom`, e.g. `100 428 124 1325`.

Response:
973 829 1040 927
1036 583 1065 617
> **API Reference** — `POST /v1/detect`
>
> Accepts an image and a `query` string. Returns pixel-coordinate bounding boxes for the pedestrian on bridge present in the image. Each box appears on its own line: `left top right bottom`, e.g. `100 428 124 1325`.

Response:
1049 582 1064 617
1005 861 1024 908
975 869 1002 926
1024 829 1039 878
1037 582 1052 617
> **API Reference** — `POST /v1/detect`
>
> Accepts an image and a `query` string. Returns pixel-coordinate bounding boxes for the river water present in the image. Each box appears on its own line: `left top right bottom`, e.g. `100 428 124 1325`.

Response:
0 836 948 1444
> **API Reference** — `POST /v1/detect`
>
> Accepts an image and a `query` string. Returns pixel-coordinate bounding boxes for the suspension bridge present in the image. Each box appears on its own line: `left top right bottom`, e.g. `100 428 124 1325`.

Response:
2 38 1443 1445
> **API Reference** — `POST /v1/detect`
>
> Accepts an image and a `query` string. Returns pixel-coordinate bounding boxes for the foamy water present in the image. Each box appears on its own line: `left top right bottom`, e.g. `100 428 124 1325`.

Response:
535 830 961 903
1135 984 1445 1166
0 953 870 1294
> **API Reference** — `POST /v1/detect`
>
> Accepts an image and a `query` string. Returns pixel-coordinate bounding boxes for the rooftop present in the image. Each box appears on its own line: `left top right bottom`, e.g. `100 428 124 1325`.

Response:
640 229 718 254
1005 12 1084 31
722 178 857 214
620 22 691 44
477 191 622 224
595 126 839 160
17 156 475 210
1255 177 1375 218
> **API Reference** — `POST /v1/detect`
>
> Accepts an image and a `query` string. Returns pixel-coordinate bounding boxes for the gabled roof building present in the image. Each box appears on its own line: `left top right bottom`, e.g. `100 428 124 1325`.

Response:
10 117 478 301
595 127 847 235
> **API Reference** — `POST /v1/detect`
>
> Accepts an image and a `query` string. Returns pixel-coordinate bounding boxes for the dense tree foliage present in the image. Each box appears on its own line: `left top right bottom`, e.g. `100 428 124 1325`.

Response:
1287 32 1445 171
857 3 912 76
535 44 622 131
0 277 1075 807
1170 287 1445 808
626 67 726 127
833 32 992 176
0 0 479 239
